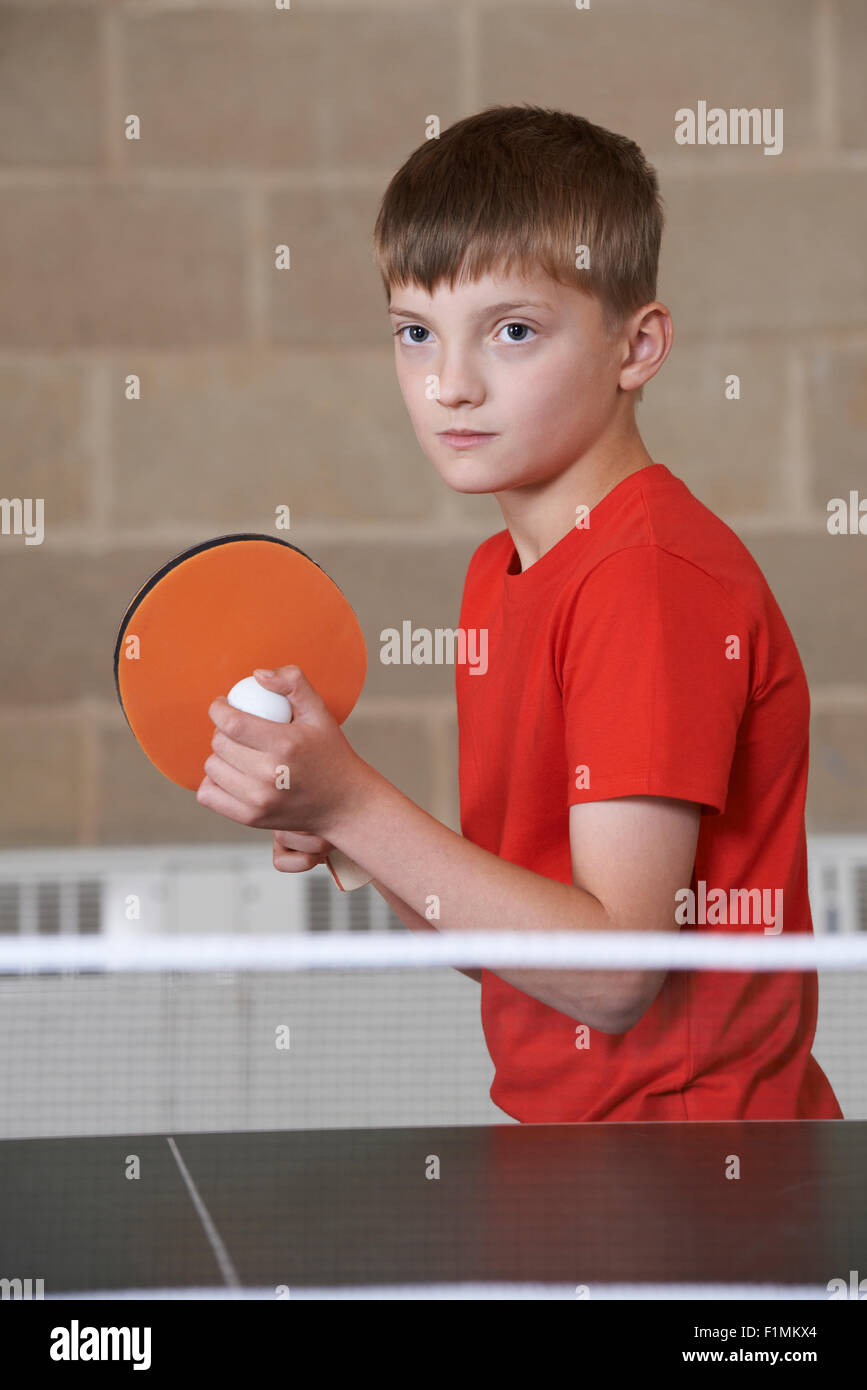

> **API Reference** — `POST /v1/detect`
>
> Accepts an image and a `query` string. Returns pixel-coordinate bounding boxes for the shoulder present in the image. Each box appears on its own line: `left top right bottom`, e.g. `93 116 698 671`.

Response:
562 466 770 629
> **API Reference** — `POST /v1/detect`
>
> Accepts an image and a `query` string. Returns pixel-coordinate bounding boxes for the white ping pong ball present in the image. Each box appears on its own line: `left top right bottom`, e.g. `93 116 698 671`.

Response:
226 676 292 723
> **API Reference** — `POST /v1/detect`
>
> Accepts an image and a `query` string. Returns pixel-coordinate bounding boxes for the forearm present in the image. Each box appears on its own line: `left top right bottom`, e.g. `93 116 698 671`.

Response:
332 761 630 1030
370 879 482 984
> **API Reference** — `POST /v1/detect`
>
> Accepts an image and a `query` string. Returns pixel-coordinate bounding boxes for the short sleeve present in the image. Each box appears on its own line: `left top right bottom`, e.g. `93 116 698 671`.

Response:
558 546 751 815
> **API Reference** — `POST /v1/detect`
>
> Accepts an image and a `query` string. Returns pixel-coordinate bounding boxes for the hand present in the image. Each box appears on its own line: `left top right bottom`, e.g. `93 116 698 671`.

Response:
272 829 334 873
195 664 368 837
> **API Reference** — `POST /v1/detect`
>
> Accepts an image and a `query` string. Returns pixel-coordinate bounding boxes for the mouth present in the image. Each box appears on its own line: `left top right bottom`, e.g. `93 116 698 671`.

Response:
437 429 498 449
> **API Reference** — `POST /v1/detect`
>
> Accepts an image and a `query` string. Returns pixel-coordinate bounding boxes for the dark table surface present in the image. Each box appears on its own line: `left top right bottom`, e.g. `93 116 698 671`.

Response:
0 1121 864 1297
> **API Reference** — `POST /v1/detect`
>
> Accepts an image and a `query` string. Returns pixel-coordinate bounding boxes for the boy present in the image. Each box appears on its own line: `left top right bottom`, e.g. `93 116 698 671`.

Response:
198 105 841 1123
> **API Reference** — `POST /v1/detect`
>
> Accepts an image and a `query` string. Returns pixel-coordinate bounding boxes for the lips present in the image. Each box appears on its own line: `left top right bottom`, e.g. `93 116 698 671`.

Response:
437 430 498 449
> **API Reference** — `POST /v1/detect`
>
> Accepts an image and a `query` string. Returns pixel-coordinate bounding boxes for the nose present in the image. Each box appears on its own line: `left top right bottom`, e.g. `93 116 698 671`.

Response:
431 351 486 410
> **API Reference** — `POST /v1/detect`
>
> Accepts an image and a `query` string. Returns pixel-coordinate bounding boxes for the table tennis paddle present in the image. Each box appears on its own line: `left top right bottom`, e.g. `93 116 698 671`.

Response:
113 533 371 892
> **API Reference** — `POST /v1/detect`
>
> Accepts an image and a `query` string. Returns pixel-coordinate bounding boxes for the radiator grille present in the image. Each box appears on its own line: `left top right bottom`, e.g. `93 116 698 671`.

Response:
0 847 401 937
0 839 861 937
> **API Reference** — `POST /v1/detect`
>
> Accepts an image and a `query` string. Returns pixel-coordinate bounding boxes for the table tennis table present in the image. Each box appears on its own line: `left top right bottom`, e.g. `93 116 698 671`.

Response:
1 1121 864 1298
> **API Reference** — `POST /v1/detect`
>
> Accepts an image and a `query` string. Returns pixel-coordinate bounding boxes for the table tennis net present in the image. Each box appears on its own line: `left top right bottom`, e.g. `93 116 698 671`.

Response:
0 926 865 1132
0 927 865 1301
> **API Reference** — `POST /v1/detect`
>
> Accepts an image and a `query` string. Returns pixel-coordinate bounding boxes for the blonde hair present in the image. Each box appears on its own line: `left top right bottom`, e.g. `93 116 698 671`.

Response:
373 104 664 345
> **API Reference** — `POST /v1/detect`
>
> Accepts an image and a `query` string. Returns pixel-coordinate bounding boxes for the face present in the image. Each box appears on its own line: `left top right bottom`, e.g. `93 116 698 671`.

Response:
387 269 627 496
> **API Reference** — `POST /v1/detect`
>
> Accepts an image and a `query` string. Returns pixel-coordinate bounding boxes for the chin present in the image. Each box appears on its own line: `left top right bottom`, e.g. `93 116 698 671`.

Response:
432 462 500 492
446 481 499 495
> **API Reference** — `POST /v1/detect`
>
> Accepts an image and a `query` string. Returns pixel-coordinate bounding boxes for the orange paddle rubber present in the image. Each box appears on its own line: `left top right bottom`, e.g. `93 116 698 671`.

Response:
114 534 371 892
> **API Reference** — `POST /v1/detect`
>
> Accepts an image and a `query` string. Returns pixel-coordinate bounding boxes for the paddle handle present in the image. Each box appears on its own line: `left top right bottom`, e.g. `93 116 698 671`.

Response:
325 849 373 893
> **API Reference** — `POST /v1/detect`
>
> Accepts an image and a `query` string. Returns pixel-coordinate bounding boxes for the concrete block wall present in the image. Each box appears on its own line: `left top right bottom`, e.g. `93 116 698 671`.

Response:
0 0 865 846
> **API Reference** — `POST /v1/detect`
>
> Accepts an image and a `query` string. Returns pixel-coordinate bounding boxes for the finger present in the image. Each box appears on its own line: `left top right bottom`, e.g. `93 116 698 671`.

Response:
210 727 264 775
273 845 328 874
208 696 291 752
251 666 328 723
203 752 283 807
196 774 261 826
273 829 333 854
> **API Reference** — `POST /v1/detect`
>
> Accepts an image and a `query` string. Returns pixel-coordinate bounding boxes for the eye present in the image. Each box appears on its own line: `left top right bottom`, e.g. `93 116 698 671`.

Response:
395 324 431 345
496 322 536 343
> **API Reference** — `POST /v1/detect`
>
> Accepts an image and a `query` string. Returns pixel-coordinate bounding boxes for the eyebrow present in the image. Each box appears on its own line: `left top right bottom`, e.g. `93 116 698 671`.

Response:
387 300 553 320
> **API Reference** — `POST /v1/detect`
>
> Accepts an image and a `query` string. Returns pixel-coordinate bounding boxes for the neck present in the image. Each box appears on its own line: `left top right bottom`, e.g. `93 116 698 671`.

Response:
497 431 655 574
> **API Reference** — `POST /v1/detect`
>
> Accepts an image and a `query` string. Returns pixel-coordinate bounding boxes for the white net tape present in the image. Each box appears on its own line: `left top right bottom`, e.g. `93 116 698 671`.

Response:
2 929 867 973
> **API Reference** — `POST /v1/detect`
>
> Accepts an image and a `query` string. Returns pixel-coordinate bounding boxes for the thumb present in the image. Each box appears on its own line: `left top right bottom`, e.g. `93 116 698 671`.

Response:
253 665 327 720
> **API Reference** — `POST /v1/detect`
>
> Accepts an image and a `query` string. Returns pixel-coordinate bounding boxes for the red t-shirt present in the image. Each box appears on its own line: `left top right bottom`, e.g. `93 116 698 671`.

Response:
456 463 841 1122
